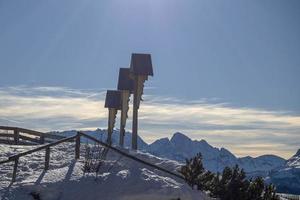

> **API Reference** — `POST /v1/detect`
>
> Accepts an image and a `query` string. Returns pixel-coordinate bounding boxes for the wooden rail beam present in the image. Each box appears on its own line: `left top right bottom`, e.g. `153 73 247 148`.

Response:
0 126 17 131
9 135 76 160
0 133 14 137
0 126 66 141
45 147 50 170
18 135 41 144
1 135 76 182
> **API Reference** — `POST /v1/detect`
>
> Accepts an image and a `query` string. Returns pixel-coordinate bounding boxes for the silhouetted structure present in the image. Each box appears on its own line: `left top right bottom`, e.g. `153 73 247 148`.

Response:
117 68 134 147
129 53 153 150
104 90 122 144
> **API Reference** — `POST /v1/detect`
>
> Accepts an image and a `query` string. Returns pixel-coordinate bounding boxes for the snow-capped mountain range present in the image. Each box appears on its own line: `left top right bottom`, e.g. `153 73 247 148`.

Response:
146 132 286 178
53 129 286 178
266 149 300 195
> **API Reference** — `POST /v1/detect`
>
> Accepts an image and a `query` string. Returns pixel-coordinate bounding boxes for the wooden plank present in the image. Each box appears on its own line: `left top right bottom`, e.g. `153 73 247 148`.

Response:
18 128 42 136
0 139 36 146
0 126 17 131
0 135 75 167
18 135 41 144
0 133 14 137
0 126 65 140
0 126 43 137
45 147 50 170
12 157 19 182
9 135 76 160
0 139 14 145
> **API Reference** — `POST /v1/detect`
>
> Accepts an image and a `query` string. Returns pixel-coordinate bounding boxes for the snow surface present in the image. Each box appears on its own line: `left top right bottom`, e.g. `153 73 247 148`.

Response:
53 129 286 177
0 143 210 200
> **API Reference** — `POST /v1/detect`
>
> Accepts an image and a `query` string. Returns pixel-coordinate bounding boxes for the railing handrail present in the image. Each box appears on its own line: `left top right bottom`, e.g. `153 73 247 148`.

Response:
8 135 77 160
0 126 65 139
77 131 184 180
0 131 184 182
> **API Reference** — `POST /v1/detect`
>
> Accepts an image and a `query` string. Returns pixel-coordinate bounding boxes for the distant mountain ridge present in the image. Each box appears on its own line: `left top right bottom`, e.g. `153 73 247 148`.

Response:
266 149 300 194
146 132 285 177
51 129 286 178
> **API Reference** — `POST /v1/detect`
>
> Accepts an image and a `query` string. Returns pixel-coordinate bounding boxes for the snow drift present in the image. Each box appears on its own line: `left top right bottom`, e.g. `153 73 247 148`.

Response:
0 142 210 200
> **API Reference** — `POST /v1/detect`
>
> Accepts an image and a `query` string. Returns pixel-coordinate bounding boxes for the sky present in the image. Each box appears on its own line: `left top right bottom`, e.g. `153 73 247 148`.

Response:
0 0 299 158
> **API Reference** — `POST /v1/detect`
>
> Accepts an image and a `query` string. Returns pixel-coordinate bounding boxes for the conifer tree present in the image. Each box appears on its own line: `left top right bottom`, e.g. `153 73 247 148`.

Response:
263 184 279 200
180 154 279 200
179 153 214 191
246 177 264 200
180 153 205 189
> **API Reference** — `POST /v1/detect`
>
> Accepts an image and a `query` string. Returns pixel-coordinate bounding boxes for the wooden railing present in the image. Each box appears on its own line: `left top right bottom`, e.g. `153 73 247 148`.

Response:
0 131 184 183
0 126 66 145
0 133 79 182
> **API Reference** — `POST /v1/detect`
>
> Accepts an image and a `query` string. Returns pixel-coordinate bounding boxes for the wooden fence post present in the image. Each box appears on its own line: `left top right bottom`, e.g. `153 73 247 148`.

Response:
12 157 19 182
75 133 80 159
14 129 19 145
40 135 45 144
45 147 50 170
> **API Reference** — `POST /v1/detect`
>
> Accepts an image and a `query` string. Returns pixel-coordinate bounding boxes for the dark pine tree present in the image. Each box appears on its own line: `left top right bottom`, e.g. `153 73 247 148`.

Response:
180 154 278 200
263 184 280 200
179 153 214 191
246 177 264 200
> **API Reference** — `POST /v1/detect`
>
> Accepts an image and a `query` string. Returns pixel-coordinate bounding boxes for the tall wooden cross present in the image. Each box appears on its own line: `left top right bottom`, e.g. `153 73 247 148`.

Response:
117 68 134 147
104 90 122 145
129 53 153 150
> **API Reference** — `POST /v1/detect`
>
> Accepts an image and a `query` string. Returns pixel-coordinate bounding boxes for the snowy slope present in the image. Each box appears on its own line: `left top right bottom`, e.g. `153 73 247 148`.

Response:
0 143 210 200
51 130 285 177
266 149 300 195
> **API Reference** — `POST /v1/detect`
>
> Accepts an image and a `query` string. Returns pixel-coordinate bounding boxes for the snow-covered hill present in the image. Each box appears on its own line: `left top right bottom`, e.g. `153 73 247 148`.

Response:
0 143 210 200
53 130 285 178
266 149 300 195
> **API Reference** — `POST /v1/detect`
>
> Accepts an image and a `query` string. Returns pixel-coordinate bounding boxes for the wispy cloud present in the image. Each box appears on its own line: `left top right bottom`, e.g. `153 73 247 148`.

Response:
0 86 299 158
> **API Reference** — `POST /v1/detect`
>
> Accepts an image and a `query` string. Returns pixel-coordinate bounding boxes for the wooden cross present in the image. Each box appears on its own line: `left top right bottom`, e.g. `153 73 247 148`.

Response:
117 68 134 147
129 53 153 150
104 90 122 145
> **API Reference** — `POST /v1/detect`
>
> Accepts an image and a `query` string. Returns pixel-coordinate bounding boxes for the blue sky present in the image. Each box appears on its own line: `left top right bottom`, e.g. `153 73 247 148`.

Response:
0 0 299 158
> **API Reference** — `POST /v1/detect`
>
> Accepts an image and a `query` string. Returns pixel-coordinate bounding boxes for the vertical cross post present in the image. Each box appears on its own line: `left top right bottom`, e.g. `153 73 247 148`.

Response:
104 90 122 145
117 68 134 147
107 108 117 144
132 76 139 150
120 90 130 146
129 53 153 150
